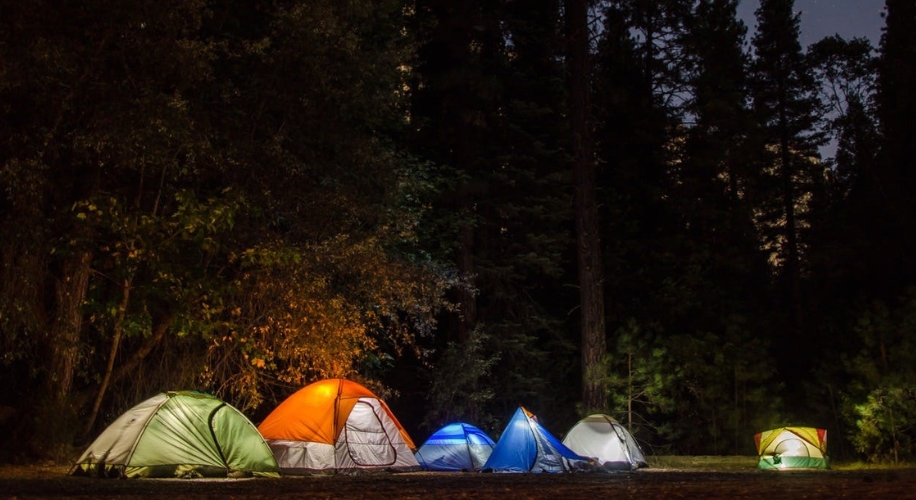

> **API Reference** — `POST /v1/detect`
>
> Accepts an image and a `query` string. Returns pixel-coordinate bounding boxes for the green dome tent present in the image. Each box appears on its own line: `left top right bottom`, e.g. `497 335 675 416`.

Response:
71 391 280 478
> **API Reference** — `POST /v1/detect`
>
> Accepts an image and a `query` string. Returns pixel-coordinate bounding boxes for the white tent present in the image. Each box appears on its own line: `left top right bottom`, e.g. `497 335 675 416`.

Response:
562 414 648 470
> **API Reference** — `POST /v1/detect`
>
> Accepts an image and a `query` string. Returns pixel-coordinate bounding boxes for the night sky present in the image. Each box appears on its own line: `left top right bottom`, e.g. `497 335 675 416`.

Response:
737 0 886 159
737 0 886 46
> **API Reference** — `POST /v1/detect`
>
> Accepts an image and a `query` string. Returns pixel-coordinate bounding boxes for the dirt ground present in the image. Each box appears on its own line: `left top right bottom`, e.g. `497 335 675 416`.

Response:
2 464 916 499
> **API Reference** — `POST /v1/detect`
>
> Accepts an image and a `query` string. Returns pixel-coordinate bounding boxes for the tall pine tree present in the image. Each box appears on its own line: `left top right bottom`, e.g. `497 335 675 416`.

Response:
410 0 579 431
748 0 825 379
869 0 916 297
566 0 608 414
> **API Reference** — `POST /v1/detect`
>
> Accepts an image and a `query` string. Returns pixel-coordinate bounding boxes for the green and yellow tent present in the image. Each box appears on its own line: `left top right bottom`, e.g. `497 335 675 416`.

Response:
754 427 829 470
71 391 280 478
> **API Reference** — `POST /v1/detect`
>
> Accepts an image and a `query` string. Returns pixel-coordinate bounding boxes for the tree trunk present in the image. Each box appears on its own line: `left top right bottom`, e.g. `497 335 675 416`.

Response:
778 96 802 333
111 310 176 384
84 278 132 436
628 350 634 432
46 250 92 400
566 0 607 413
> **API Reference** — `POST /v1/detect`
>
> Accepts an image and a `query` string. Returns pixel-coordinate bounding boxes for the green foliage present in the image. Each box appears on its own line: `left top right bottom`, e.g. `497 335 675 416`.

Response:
422 327 499 432
605 318 675 439
609 315 783 456
847 289 916 391
852 387 916 464
0 0 455 455
841 289 916 463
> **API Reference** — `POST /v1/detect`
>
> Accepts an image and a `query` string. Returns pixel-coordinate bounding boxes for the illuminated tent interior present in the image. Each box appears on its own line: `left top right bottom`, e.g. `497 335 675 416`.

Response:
562 414 648 470
754 426 829 470
415 422 496 471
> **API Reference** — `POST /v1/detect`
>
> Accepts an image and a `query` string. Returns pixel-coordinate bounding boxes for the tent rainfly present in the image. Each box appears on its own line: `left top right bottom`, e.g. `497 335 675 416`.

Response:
257 378 419 473
562 414 648 470
482 406 593 473
70 391 280 478
754 427 829 470
415 422 496 471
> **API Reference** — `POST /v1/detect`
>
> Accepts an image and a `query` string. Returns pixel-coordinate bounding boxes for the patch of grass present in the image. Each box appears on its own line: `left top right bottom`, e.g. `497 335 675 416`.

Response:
647 456 758 470
830 460 916 471
647 456 916 471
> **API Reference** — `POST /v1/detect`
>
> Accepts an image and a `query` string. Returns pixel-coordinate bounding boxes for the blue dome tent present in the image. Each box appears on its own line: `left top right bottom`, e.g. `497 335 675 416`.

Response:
415 422 496 471
482 406 593 473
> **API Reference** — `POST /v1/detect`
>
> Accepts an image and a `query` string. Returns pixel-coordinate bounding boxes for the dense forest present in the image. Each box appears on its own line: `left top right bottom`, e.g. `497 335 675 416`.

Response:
1 0 914 464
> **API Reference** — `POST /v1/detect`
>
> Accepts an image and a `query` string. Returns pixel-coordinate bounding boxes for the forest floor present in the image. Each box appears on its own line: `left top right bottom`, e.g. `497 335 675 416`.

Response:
1 458 916 499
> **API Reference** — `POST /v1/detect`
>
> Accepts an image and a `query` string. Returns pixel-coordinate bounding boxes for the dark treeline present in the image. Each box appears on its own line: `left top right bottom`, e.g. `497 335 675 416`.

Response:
1 0 915 464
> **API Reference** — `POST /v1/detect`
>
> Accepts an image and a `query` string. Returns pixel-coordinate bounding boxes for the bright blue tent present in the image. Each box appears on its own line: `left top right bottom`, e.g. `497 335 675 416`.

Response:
482 407 593 473
415 422 496 471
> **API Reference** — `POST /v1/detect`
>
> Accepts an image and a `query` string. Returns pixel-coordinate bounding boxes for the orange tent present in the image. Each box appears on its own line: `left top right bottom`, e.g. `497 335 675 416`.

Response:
258 378 418 472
